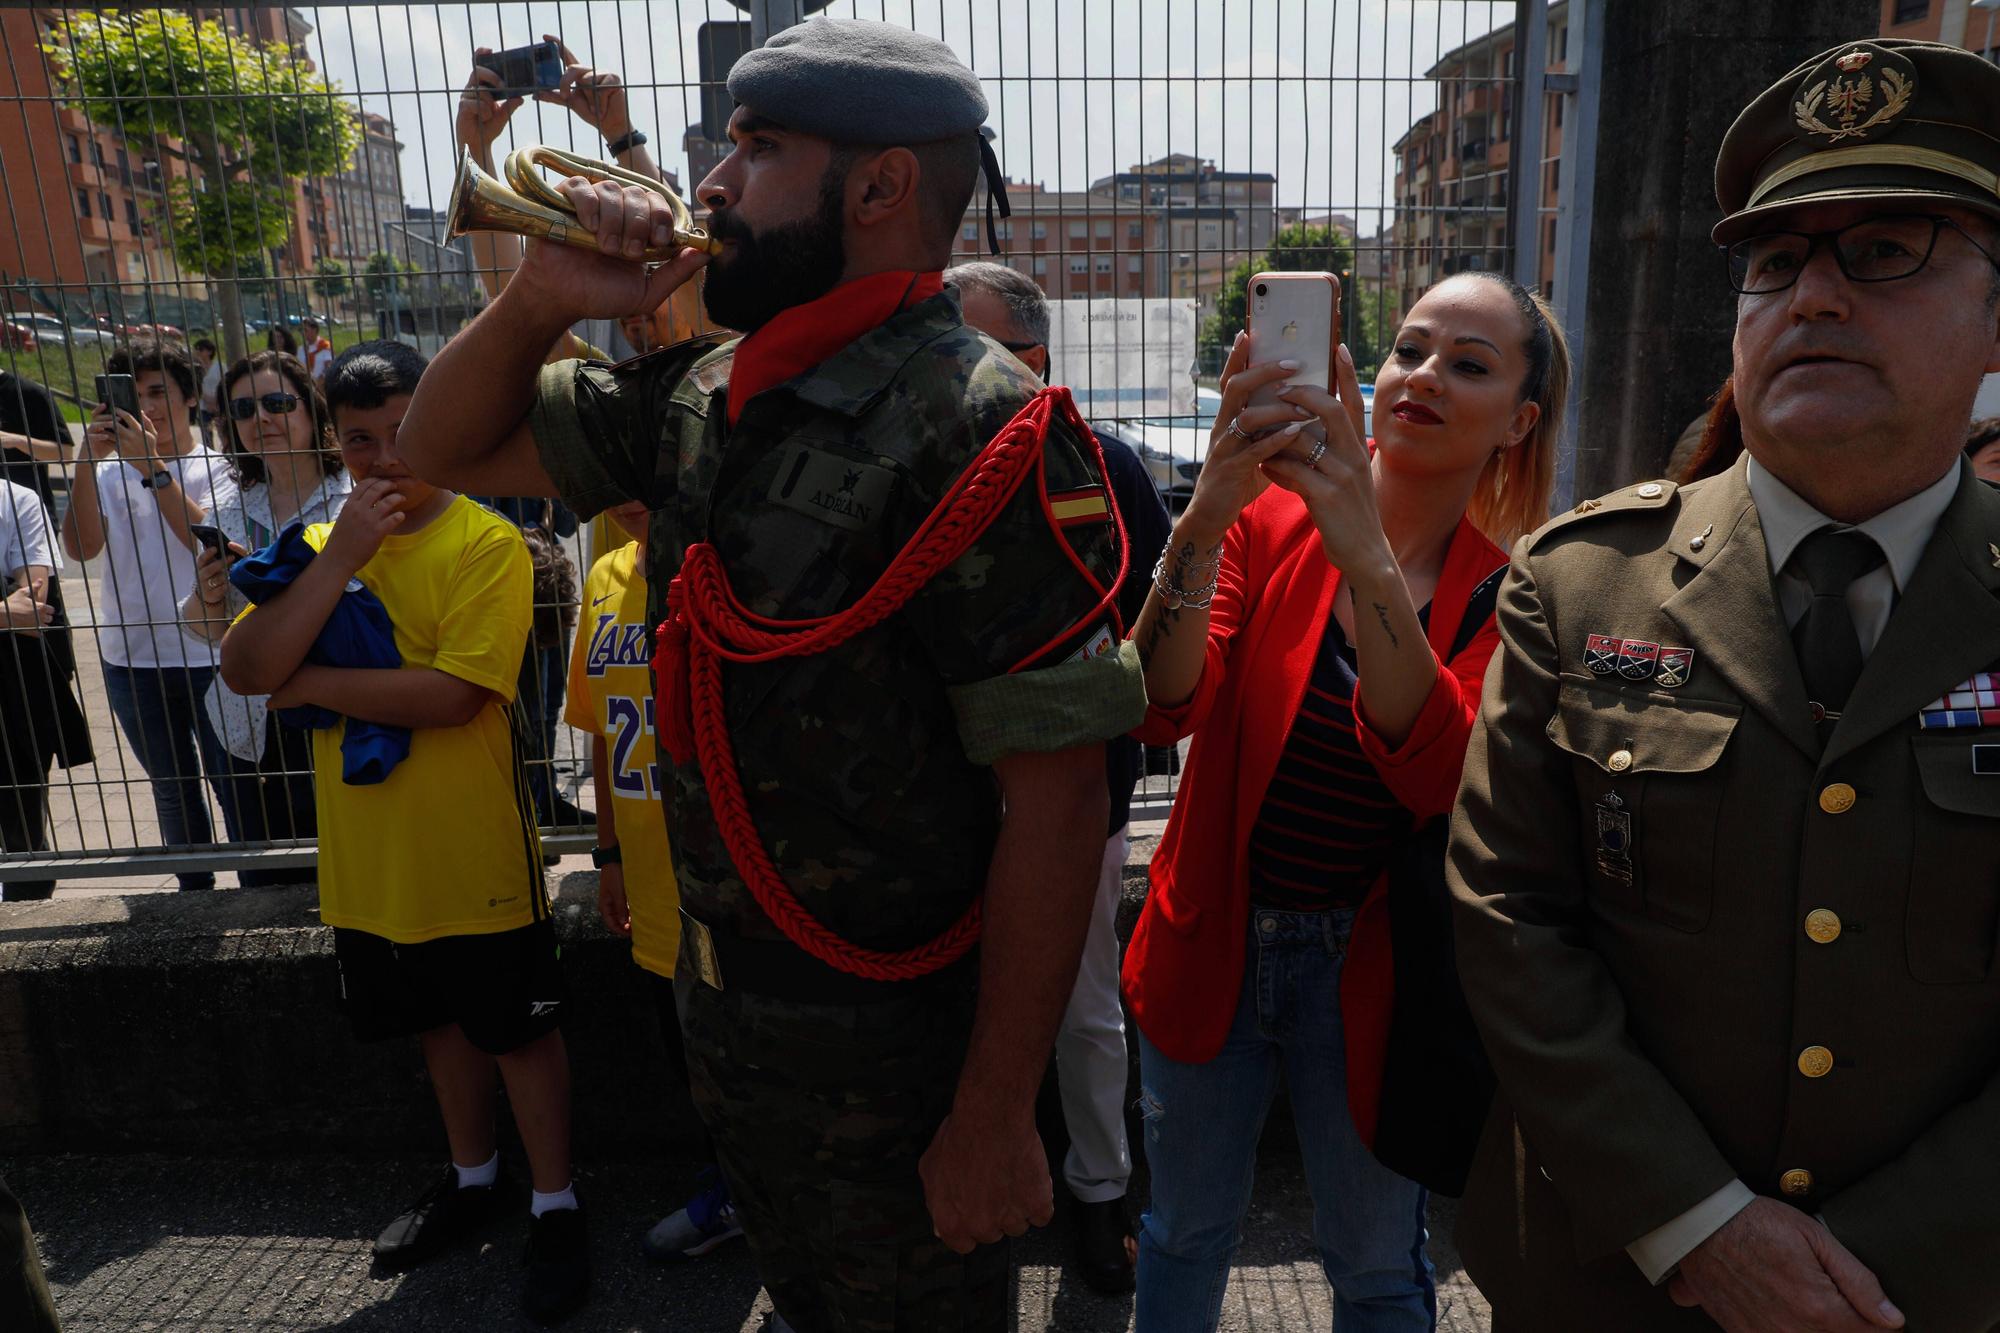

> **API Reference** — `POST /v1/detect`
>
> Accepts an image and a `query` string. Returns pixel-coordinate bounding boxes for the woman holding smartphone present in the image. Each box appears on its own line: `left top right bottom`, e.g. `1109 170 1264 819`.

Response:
1122 271 1569 1330
181 351 349 886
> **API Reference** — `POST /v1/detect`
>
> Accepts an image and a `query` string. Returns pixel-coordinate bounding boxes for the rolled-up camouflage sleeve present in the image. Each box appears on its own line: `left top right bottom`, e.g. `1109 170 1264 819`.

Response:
527 339 723 520
911 411 1148 765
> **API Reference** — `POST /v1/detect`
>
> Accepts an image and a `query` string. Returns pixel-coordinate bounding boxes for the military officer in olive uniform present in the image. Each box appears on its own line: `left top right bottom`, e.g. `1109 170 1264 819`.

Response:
403 19 1146 1332
1449 39 2000 1333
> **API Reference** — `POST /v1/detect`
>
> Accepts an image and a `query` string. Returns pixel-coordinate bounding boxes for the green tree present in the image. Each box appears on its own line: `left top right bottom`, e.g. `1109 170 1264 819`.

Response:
361 250 412 305
1199 222 1357 360
311 257 349 310
232 253 275 315
48 11 360 363
1343 277 1397 381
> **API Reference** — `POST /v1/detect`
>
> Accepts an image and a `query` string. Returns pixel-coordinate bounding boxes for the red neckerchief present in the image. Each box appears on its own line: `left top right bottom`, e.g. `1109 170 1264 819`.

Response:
725 270 945 426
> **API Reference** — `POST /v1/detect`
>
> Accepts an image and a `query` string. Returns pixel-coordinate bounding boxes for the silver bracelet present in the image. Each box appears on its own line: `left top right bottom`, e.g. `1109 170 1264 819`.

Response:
1152 551 1220 610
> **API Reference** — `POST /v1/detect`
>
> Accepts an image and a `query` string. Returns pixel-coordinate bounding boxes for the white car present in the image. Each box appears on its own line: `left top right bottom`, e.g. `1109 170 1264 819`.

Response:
17 314 69 346
1103 385 1374 508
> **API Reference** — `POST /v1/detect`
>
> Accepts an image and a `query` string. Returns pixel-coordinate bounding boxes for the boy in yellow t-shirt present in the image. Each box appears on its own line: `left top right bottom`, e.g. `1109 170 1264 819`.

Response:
565 499 742 1263
219 342 587 1324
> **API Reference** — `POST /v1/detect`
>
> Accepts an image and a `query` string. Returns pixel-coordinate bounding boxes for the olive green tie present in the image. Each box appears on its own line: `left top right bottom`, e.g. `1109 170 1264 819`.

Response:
1788 527 1885 726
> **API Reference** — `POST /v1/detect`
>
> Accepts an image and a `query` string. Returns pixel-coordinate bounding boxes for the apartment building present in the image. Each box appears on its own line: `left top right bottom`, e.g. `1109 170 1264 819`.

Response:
958 153 1298 316
1390 1 1571 321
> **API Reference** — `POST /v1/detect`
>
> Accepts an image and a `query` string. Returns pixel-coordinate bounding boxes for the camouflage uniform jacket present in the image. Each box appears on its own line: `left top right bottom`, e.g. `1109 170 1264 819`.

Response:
529 288 1148 953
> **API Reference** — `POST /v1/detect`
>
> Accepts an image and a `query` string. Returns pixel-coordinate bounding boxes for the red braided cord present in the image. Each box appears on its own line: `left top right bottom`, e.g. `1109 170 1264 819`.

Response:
665 386 1080 980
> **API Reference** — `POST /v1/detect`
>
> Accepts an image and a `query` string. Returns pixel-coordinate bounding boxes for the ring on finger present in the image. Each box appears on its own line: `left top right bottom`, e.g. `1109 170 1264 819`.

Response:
1305 439 1328 468
1225 415 1251 443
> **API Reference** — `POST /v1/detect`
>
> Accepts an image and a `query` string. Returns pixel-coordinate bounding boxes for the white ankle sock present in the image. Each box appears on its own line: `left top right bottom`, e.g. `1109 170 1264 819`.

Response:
453 1152 499 1189
531 1184 578 1217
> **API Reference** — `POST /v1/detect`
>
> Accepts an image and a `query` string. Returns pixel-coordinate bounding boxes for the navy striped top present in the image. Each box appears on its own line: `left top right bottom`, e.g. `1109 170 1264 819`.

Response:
1246 605 1428 913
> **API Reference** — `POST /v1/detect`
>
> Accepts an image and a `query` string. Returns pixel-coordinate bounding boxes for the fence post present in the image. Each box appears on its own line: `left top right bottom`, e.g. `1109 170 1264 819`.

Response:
1507 0 1548 295
751 0 809 46
1549 0 1603 512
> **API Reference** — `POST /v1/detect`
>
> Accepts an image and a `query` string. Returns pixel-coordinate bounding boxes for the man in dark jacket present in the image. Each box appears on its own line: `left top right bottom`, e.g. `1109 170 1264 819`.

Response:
951 260 1171 1294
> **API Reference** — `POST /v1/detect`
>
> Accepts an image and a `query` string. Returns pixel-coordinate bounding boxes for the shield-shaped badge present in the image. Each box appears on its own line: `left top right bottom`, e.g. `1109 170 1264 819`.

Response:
1616 639 1660 682
1595 790 1634 884
1585 634 1621 676
1656 646 1695 689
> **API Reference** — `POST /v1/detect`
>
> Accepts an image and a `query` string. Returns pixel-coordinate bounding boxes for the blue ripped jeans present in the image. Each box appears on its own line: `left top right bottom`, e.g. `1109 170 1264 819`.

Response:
1135 907 1435 1332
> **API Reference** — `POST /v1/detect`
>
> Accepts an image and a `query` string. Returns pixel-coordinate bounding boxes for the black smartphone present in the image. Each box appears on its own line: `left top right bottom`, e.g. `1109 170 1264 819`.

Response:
188 523 231 561
95 372 138 417
476 41 563 97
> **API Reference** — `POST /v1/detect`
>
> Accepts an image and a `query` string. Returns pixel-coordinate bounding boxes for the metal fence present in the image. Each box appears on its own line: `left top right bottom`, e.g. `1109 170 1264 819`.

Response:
0 0 1575 887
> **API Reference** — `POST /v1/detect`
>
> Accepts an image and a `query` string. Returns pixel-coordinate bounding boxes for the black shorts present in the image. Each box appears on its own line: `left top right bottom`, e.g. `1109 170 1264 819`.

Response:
333 920 567 1056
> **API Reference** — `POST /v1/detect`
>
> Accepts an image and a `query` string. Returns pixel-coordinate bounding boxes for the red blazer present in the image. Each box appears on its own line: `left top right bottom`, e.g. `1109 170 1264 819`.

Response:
1122 487 1507 1148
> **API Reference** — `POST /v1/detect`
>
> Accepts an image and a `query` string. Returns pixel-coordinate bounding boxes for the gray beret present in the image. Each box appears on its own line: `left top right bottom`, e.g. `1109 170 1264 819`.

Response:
727 18 988 144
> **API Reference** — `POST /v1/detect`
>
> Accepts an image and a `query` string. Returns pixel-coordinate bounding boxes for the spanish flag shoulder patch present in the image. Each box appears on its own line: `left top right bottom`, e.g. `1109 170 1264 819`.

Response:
1049 485 1111 528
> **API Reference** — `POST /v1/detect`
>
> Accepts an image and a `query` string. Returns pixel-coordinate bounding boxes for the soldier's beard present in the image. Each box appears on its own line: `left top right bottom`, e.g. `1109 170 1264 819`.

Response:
702 171 848 334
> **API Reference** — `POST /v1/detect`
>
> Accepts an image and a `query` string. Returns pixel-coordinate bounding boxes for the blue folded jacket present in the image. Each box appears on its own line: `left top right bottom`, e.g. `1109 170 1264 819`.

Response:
229 521 411 785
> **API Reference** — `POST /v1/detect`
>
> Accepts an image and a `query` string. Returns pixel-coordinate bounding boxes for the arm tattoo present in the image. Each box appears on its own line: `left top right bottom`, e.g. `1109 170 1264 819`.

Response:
1135 603 1180 671
1371 601 1399 650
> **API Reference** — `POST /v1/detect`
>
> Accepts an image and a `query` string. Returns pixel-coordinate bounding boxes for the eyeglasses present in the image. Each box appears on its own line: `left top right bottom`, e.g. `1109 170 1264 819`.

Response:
1723 213 2000 295
228 391 301 420
997 338 1043 355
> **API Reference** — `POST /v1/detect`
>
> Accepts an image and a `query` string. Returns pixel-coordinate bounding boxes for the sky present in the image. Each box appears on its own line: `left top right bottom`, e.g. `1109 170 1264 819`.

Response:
300 0 1527 236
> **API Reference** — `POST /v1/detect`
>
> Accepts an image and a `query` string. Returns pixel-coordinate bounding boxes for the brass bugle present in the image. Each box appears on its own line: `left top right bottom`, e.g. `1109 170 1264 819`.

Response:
447 144 720 259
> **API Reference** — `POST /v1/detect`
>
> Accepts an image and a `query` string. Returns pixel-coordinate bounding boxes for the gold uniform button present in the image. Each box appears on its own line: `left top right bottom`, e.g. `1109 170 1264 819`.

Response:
1818 782 1857 814
1636 482 1664 499
1804 908 1842 944
1608 749 1634 773
1798 1045 1834 1078
1780 1168 1814 1196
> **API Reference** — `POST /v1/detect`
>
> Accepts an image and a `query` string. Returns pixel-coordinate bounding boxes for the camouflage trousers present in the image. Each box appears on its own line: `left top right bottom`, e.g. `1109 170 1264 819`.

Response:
0 1173 58 1333
676 966 1012 1333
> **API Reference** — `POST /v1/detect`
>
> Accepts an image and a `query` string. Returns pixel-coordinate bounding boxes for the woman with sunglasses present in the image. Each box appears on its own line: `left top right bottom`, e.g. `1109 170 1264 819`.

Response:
181 351 350 886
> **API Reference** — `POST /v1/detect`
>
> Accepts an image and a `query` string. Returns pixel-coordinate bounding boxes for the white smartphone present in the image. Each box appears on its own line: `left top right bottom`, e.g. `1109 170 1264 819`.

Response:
1244 271 1340 414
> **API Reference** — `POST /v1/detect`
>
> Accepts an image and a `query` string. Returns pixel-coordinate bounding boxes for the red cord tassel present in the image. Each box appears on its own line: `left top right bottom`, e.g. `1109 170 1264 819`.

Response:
652 386 1100 980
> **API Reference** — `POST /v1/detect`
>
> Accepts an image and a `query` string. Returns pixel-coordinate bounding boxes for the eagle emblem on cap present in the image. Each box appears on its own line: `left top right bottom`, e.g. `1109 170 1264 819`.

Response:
1795 46 1915 144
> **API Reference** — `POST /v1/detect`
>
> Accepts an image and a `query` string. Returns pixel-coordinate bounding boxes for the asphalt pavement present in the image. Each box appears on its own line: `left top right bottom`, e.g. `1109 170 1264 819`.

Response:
8 1143 1492 1331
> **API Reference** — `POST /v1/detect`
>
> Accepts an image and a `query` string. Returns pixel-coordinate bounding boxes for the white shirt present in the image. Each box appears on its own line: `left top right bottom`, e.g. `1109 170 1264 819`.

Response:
305 340 333 381
1625 455 1962 1286
202 472 351 761
200 359 223 414
0 477 60 580
91 445 238 670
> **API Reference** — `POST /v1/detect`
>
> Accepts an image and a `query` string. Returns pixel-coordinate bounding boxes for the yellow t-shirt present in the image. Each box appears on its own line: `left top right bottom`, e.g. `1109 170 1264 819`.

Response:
280 497 541 943
565 541 680 977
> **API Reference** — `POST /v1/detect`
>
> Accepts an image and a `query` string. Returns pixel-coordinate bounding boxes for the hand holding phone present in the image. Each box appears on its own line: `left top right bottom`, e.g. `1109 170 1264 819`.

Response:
95 373 139 417
188 523 232 561
1245 273 1340 417
190 530 246 608
475 40 563 98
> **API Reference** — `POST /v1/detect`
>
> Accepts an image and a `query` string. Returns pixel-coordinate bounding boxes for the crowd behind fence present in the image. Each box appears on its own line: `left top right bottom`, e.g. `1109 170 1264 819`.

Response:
0 0 1547 888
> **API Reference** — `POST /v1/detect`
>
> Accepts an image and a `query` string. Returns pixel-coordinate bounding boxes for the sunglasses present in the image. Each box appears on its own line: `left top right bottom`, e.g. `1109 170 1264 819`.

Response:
228 392 301 420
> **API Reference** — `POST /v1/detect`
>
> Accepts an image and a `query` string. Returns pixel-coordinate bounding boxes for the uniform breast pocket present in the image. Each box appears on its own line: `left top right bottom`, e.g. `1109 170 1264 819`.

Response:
1906 735 2000 983
1547 678 1742 932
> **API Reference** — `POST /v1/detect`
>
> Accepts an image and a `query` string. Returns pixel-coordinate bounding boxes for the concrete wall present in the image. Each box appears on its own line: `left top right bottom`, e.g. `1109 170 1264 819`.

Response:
1572 0 1880 498
0 879 696 1157
0 862 1155 1158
